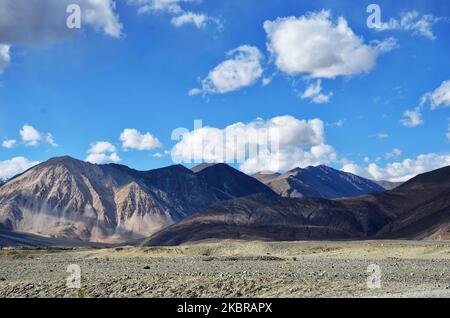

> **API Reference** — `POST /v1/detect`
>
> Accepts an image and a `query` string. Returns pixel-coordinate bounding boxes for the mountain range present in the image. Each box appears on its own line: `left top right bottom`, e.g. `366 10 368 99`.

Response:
253 165 385 199
0 156 448 245
145 165 450 245
0 157 273 243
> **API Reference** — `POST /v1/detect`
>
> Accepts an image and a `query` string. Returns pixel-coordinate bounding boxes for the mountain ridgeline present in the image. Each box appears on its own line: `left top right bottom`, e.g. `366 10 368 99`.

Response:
0 157 274 243
146 166 450 245
253 165 385 199
0 156 448 245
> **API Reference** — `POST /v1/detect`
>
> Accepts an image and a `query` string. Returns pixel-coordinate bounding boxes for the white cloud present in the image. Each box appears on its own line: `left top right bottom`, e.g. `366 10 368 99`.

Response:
128 0 186 14
401 107 423 127
86 141 120 164
264 11 397 79
88 141 117 154
0 44 10 73
120 128 162 151
171 12 214 29
385 148 402 159
422 80 450 110
171 115 337 174
2 139 16 149
190 45 264 95
128 0 220 29
400 80 450 127
19 125 58 147
300 80 333 104
342 153 450 182
377 11 442 40
83 0 123 38
0 157 40 180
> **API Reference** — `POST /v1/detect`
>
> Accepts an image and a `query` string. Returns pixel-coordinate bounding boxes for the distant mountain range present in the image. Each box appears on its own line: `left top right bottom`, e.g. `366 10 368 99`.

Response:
145 166 450 245
0 156 447 246
253 165 385 199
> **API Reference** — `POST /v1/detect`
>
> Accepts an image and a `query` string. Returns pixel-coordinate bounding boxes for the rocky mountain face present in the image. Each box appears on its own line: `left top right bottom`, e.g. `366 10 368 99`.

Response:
143 194 387 246
0 157 273 243
255 165 385 199
145 166 450 245
193 163 276 199
369 166 450 240
1 155 448 246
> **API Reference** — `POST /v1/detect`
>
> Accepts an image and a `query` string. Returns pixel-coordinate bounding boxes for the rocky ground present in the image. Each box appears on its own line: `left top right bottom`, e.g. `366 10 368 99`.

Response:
0 240 449 298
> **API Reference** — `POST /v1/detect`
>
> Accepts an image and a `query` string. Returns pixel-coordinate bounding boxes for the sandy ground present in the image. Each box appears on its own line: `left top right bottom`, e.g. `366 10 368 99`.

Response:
1 240 450 298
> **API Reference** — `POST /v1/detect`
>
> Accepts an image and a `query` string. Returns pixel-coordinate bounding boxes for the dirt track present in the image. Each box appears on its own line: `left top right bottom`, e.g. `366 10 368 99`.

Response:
1 241 449 298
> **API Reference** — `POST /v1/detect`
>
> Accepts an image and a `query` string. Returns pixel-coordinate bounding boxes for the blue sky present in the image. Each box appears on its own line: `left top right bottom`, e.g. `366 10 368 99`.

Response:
0 0 449 182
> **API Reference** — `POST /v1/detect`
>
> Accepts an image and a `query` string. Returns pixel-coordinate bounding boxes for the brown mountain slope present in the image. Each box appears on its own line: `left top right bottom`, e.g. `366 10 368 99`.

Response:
0 157 273 243
144 166 450 245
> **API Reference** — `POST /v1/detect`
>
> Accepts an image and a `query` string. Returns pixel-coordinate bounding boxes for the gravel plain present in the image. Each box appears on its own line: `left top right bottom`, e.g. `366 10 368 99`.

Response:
1 240 449 298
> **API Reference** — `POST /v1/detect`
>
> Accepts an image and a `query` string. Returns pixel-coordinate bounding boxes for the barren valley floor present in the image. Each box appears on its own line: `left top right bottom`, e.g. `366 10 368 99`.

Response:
1 241 450 298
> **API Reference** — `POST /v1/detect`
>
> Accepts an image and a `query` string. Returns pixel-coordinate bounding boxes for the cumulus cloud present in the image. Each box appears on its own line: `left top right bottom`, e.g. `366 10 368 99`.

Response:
300 80 333 104
171 115 336 174
0 157 40 180
120 128 162 151
0 44 10 73
86 141 120 164
2 139 16 149
385 148 402 159
20 125 58 147
342 153 450 182
82 0 123 37
401 107 423 127
128 0 220 29
171 12 218 29
264 11 397 79
377 11 443 40
400 80 450 127
190 45 264 95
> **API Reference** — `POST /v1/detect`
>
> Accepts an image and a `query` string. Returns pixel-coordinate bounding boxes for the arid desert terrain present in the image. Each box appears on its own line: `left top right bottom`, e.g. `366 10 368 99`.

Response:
1 240 449 298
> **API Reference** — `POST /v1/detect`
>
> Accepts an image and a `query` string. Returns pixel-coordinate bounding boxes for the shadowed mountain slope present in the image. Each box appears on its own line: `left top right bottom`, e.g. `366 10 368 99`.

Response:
145 166 450 245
